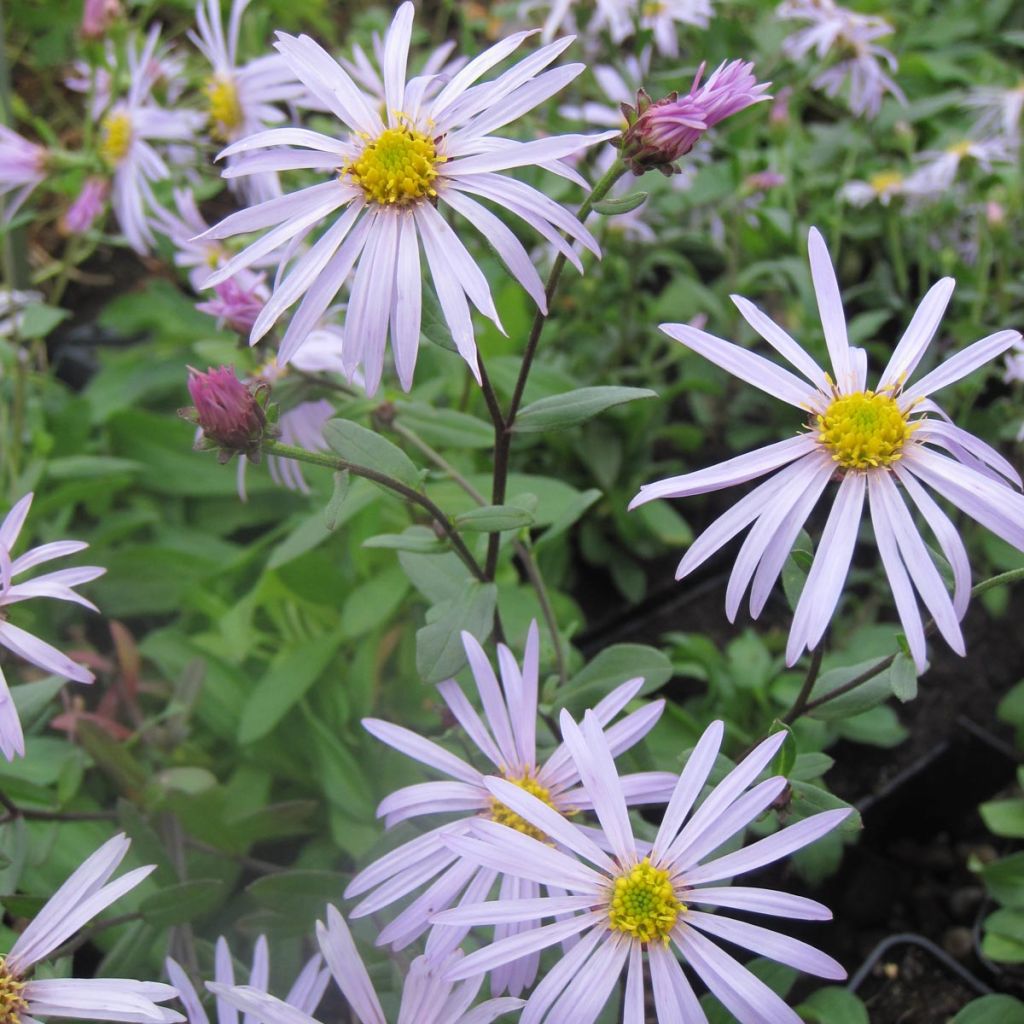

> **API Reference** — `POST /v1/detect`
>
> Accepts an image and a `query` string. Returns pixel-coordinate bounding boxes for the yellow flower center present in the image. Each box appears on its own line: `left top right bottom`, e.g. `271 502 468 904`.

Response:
608 858 683 945
0 959 27 1024
206 75 244 140
100 111 132 165
816 390 916 470
345 122 443 206
489 774 556 842
642 1 667 14
869 171 903 194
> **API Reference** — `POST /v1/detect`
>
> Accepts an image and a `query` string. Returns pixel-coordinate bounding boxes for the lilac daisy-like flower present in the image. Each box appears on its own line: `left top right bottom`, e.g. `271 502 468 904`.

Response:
0 126 47 223
200 2 615 393
630 227 1024 671
62 176 108 235
210 905 521 1024
98 25 204 253
902 137 1012 201
965 82 1024 144
166 935 330 1024
346 622 675 994
594 0 714 57
0 833 183 1023
191 0 307 204
439 715 849 1023
0 492 105 760
839 170 905 207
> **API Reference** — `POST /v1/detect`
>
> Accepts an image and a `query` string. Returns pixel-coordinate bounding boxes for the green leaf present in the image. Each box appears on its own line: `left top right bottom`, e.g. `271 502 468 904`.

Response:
979 853 1024 909
416 581 498 683
557 643 673 713
323 419 421 489
796 986 869 1024
769 723 796 778
807 658 893 721
593 191 648 215
238 629 345 743
139 880 224 928
341 566 409 639
46 455 143 479
514 387 656 433
951 995 1024 1023
19 303 69 339
393 402 494 449
981 798 1024 839
889 653 918 702
789 781 861 835
324 470 350 530
363 526 443 553
782 530 814 610
455 505 535 532
247 869 350 919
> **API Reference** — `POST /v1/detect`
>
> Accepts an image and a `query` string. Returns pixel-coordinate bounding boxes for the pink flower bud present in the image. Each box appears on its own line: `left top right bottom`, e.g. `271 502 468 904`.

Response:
621 61 770 175
80 0 121 39
186 365 268 459
61 177 108 235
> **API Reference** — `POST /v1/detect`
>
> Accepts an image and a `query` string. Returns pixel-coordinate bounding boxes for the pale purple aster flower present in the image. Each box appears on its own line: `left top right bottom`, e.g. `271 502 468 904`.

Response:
1005 348 1024 385
81 0 120 39
98 26 205 253
346 621 676 995
200 2 616 393
965 82 1024 144
0 833 183 1022
592 0 715 57
62 176 109 235
439 715 849 1023
196 271 269 334
630 227 1024 671
191 0 308 204
166 935 330 1024
839 170 905 207
211 905 522 1024
778 0 904 118
0 126 47 222
902 138 1012 201
0 493 105 760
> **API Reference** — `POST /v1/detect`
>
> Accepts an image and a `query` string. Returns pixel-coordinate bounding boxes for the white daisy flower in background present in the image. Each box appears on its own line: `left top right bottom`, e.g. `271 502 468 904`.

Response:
210 905 522 1024
630 226 1024 671
1004 347 1024 386
595 0 715 57
0 126 47 223
902 137 1012 201
839 170 905 207
965 81 1024 144
0 289 44 338
439 715 849 1024
97 25 205 253
0 492 105 760
166 934 330 1024
200 1 616 393
0 833 184 1022
191 0 309 204
345 621 676 995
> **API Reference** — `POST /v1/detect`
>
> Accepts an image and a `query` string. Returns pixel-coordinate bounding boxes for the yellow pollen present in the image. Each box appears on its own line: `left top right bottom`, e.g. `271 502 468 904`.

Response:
642 0 667 14
869 171 903 194
947 140 973 158
99 112 132 165
206 75 244 140
816 390 916 470
345 122 443 206
608 858 683 945
0 959 27 1024
489 774 556 841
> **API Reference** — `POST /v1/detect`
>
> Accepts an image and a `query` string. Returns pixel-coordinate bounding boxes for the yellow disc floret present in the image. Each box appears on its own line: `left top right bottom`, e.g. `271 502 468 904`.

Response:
816 389 916 470
608 858 683 945
869 171 903 195
206 75 244 140
489 773 556 842
346 123 442 206
0 959 27 1024
100 111 132 166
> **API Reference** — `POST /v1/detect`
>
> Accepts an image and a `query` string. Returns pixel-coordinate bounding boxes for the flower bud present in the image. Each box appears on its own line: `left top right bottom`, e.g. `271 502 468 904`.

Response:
183 365 271 462
80 0 121 39
61 177 108 235
195 275 266 335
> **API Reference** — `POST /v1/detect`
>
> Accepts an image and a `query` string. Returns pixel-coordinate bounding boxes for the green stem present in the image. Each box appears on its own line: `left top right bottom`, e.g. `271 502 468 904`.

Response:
262 439 486 583
781 644 824 725
484 157 629 580
886 208 909 295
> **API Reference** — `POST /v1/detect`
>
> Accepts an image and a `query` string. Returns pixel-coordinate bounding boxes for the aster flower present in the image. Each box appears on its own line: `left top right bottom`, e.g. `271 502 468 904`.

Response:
196 271 270 334
839 170 904 207
191 0 308 204
1005 347 1024 386
965 82 1024 144
166 935 330 1024
0 126 47 222
61 176 109 234
0 833 183 1022
439 715 849 1023
593 0 715 57
80 0 120 39
902 138 1012 201
630 227 1024 671
0 492 105 760
210 905 521 1024
620 60 770 175
200 2 615 393
98 25 204 253
346 622 675 994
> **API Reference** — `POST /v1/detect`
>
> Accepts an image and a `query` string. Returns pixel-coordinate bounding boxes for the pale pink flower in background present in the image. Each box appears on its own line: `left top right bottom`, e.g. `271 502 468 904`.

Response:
98 26 204 252
166 935 330 1024
439 715 849 1023
191 0 308 204
902 138 1012 201
0 493 105 760
630 227 1024 671
211 905 522 1024
0 125 47 222
201 2 615 393
0 834 183 1022
346 622 676 995
80 0 120 39
965 82 1024 144
62 176 109 234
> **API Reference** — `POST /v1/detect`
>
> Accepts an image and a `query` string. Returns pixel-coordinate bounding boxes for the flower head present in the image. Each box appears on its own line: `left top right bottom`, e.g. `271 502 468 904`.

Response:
965 82 1024 144
839 170 904 207
621 60 770 174
345 622 675 994
185 365 272 461
62 176 108 235
81 0 121 39
196 272 269 334
439 716 849 1023
210 905 521 1024
0 833 183 1023
0 493 105 760
201 2 615 393
630 227 1024 670
902 138 1012 201
0 126 47 223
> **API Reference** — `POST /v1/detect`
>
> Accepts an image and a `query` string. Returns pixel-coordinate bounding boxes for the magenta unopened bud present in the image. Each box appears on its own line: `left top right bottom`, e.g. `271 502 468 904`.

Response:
621 60 770 174
61 177 108 235
81 0 121 39
186 365 268 460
